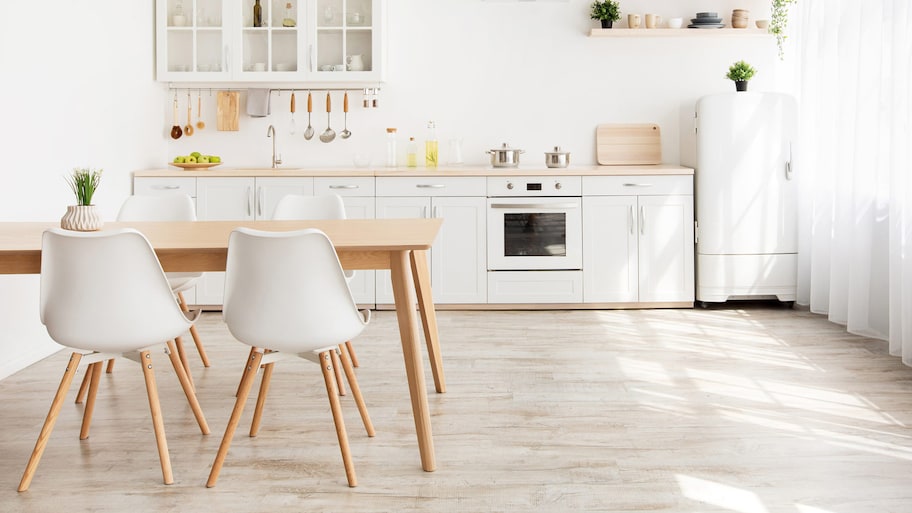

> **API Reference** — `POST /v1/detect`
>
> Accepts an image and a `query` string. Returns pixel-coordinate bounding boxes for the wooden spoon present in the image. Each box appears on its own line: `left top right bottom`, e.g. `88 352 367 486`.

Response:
170 96 182 139
184 92 194 136
196 91 205 130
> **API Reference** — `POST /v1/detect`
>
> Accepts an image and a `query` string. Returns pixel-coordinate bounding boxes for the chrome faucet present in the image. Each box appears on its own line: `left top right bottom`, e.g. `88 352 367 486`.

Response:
266 124 282 168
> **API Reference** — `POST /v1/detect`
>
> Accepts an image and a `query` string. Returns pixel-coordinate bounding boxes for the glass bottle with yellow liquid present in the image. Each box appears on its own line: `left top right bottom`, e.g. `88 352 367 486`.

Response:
406 137 418 168
425 121 438 168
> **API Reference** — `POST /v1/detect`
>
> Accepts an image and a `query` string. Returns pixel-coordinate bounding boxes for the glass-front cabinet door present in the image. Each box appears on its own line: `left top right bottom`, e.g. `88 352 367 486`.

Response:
235 0 305 79
157 0 383 82
157 0 231 81
311 0 381 80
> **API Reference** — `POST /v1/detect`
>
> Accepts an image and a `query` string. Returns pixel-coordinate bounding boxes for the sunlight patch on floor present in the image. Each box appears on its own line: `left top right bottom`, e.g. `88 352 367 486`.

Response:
676 474 770 513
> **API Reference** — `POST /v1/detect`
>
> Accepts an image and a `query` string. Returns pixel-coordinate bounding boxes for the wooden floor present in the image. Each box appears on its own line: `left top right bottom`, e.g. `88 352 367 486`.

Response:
2 305 911 512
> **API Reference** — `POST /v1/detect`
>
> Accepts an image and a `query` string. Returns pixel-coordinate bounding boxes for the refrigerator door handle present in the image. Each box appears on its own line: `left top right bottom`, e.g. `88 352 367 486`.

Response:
785 143 794 181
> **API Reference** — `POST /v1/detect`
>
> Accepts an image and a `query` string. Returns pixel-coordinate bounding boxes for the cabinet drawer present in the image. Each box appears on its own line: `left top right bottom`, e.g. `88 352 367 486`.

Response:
134 177 197 197
376 177 486 197
314 177 375 196
583 175 692 196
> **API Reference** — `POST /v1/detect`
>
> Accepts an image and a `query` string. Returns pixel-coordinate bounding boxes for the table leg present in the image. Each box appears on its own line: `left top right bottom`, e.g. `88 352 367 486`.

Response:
410 249 446 393
390 249 436 472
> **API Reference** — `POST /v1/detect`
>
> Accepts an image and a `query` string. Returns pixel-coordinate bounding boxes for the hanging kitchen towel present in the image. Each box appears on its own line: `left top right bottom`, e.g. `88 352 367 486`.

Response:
246 88 271 117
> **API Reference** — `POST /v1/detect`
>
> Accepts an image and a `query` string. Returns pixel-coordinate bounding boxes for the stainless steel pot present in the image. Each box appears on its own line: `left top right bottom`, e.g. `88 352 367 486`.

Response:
487 143 524 168
545 146 570 168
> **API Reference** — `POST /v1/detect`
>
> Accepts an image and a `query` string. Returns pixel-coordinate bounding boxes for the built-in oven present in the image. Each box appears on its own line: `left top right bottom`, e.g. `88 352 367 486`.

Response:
487 176 584 303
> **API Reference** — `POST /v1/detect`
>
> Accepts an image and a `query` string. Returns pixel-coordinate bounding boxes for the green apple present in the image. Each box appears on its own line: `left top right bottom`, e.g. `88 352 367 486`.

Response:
198 156 210 163
187 156 198 163
209 155 221 163
173 156 185 163
190 151 202 158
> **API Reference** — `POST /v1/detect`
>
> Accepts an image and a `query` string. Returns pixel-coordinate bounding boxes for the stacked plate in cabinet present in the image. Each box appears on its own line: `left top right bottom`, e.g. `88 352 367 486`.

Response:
688 11 724 29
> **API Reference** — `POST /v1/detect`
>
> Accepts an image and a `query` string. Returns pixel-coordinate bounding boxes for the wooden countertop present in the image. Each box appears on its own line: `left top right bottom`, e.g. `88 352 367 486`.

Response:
135 164 694 178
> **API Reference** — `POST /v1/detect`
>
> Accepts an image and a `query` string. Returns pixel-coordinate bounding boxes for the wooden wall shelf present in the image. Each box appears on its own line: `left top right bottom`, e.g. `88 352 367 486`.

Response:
589 28 771 37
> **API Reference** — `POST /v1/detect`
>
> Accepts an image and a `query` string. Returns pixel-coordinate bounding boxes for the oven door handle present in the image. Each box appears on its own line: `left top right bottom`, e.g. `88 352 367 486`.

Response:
489 203 578 210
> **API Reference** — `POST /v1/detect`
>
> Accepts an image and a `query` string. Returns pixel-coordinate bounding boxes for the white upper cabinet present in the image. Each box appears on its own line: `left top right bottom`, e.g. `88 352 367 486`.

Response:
156 0 384 83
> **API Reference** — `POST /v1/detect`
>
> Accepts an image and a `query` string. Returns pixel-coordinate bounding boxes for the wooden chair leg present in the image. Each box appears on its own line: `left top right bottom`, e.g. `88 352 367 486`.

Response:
338 342 375 437
319 350 357 487
250 361 275 437
177 291 211 368
331 349 346 397
19 353 83 492
75 362 95 404
235 346 256 397
208 350 263 488
173 336 195 390
139 350 173 485
79 361 104 440
105 359 115 373
344 340 359 368
165 341 210 435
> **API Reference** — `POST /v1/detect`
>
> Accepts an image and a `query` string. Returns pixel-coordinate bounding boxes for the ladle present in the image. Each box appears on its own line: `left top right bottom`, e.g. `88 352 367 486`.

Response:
196 90 205 130
319 92 335 143
340 91 352 139
184 91 194 136
303 91 314 140
170 95 182 139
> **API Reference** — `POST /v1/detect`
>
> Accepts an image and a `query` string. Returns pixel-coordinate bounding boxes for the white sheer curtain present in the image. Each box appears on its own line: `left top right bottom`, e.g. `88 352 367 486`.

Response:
794 1 912 365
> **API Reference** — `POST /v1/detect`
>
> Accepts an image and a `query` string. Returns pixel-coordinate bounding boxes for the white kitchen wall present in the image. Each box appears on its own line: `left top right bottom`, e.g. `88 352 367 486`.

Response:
164 0 789 168
0 0 793 379
0 1 164 379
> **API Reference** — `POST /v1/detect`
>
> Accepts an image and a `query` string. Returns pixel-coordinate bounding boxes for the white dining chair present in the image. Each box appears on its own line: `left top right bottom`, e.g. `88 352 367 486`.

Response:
207 227 374 488
272 194 361 388
117 193 210 370
19 228 210 492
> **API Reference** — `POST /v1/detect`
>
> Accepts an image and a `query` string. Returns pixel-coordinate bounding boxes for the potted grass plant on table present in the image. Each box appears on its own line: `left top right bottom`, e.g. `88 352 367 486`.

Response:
60 168 103 231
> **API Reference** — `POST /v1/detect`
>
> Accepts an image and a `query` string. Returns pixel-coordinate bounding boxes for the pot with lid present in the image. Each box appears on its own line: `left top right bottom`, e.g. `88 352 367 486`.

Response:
487 143 524 168
545 146 571 168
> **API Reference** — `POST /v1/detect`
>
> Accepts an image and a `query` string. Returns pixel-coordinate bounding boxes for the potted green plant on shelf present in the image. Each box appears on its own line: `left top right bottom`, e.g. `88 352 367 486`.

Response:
726 60 757 92
60 168 103 231
590 0 621 29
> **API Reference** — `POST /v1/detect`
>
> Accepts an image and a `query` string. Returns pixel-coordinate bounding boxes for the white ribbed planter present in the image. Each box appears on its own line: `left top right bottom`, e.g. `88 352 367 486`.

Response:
60 205 103 231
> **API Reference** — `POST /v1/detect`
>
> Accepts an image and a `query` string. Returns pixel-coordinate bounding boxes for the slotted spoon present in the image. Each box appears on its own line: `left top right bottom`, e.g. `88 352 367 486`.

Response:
319 92 335 143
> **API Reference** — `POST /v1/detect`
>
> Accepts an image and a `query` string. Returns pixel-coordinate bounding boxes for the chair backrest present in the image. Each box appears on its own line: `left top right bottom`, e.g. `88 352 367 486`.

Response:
117 194 202 285
117 193 197 222
272 194 347 221
223 227 367 353
40 228 195 353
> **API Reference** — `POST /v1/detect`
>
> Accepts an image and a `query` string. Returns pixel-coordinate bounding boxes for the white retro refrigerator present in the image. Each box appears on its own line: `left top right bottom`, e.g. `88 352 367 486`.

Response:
694 92 798 304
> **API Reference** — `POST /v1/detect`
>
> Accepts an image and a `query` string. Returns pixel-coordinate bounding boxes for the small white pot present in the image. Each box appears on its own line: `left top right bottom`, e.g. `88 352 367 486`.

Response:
60 205 103 232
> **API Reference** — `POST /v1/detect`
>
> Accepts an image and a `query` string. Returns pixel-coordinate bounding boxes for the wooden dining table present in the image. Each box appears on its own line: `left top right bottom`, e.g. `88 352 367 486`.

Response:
0 218 445 472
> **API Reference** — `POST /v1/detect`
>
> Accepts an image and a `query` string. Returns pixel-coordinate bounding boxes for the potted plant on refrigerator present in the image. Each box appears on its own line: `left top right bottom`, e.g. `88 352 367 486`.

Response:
60 168 103 231
726 60 757 92
590 0 621 29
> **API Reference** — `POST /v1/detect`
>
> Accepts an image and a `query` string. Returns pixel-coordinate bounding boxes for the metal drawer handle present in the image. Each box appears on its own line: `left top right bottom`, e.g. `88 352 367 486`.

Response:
153 185 181 190
416 184 446 189
329 184 359 189
490 203 578 210
623 183 653 187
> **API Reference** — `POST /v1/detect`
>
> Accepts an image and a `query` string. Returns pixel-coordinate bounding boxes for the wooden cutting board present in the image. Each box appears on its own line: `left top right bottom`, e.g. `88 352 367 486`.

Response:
596 124 661 165
216 91 239 131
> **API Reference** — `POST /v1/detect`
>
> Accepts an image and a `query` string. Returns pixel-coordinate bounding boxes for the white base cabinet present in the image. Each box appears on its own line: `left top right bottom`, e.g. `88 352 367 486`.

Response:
583 176 695 304
375 177 486 305
195 176 314 305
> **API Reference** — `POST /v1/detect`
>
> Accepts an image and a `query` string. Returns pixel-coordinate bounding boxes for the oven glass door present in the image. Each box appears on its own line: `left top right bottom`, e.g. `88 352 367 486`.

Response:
487 197 582 270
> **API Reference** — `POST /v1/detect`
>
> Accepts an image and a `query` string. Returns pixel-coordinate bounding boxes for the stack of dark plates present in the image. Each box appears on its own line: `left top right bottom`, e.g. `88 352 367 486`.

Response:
688 11 724 29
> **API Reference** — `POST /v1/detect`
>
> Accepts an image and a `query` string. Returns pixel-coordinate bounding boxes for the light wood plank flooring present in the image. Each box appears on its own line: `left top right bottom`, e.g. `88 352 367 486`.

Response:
2 305 911 512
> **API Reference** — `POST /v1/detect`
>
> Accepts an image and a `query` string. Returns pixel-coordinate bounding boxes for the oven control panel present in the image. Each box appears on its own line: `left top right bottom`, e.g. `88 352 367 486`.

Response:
487 176 582 197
